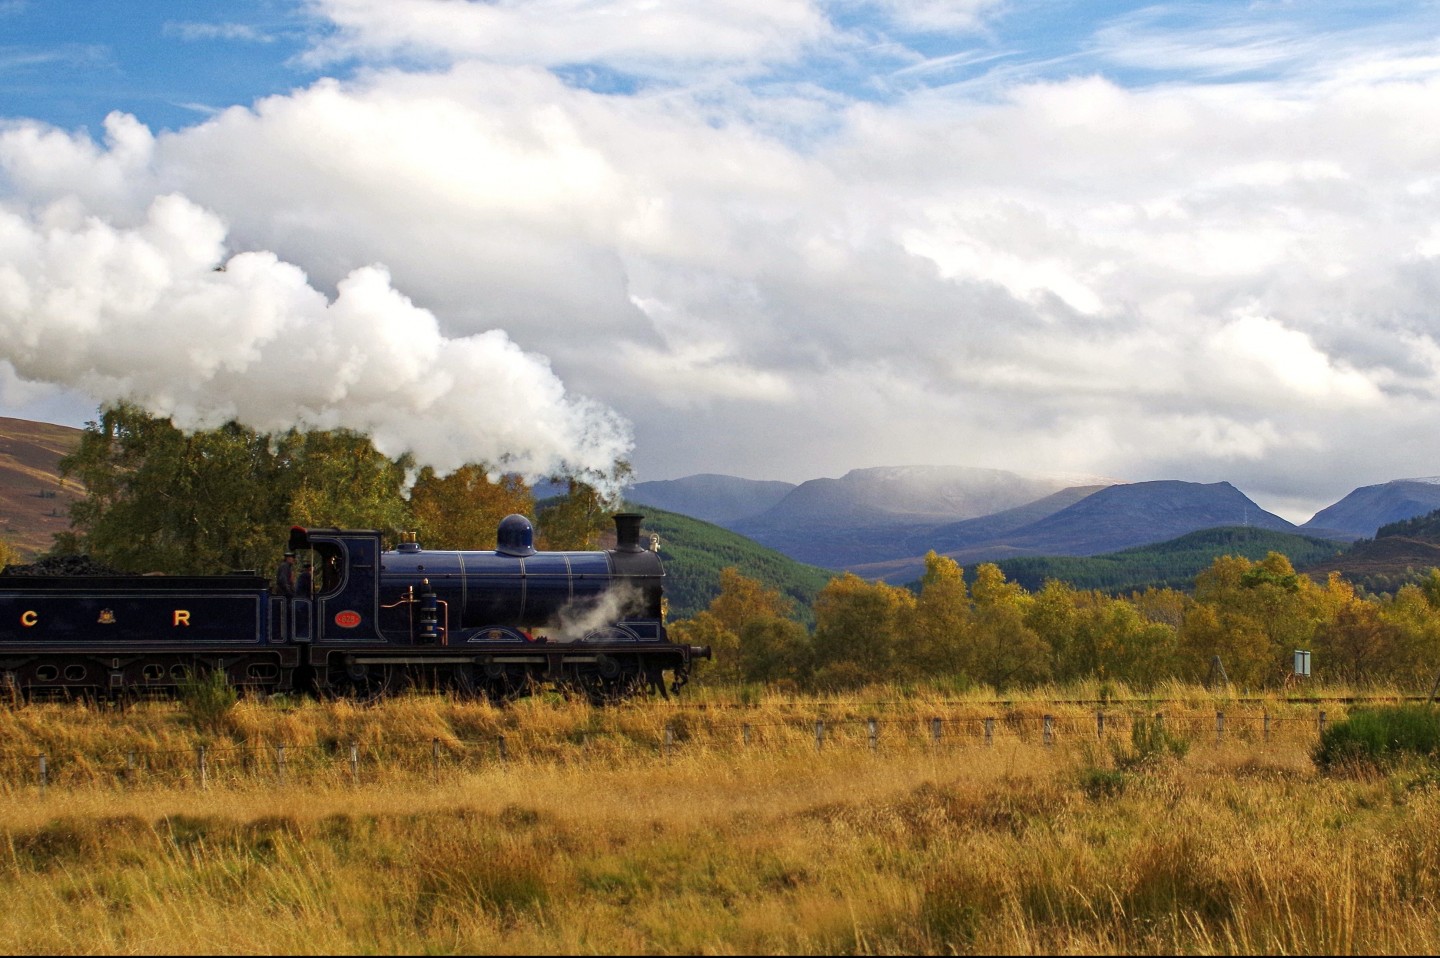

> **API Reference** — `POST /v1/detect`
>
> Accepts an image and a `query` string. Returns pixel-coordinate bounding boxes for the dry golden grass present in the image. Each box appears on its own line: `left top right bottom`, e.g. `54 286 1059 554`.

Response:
0 684 1434 954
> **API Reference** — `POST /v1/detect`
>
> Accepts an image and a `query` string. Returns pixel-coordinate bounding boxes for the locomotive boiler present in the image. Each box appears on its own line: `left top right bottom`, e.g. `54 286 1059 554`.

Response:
0 512 708 702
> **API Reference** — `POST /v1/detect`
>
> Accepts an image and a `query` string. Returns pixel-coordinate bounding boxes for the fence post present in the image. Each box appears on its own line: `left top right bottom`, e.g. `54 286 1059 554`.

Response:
664 723 674 761
498 735 508 765
276 743 286 787
1216 711 1224 745
349 741 359 782
126 748 136 784
196 745 208 790
1319 710 1327 736
815 720 824 752
742 723 751 747
1264 710 1271 743
432 737 441 779
37 753 46 797
868 717 878 753
1096 710 1105 739
931 717 942 746
984 717 994 747
1043 714 1054 748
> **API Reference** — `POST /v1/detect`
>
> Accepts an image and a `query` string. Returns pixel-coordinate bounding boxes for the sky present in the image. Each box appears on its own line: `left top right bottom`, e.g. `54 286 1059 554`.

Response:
2 1 1440 523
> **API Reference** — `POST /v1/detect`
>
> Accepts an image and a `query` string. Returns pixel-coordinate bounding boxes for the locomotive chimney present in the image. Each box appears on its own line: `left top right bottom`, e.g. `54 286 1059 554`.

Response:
613 513 645 553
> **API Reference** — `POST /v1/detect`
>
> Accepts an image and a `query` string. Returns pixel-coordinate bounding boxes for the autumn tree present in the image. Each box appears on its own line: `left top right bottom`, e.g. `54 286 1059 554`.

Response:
536 463 632 550
966 563 1050 690
1376 581 1440 688
668 611 739 686
1180 552 1329 688
901 552 972 678
670 566 809 686
0 536 21 571
408 464 533 550
811 573 915 689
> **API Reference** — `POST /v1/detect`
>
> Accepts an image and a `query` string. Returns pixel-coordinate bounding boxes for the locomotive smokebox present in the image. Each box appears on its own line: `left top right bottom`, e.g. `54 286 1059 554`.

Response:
613 513 645 553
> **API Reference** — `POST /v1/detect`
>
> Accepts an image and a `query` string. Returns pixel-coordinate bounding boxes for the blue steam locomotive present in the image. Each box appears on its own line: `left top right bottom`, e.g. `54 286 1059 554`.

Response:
0 513 708 701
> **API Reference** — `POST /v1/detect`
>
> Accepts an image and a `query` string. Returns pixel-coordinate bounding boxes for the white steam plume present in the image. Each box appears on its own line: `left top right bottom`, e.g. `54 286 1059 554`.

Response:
0 193 632 482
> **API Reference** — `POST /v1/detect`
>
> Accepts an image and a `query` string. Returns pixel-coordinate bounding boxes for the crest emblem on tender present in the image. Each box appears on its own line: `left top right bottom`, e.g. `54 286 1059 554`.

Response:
97 609 116 624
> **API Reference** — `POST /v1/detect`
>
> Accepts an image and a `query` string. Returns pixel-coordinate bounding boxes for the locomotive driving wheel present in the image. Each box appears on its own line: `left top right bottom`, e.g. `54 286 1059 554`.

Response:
326 659 393 703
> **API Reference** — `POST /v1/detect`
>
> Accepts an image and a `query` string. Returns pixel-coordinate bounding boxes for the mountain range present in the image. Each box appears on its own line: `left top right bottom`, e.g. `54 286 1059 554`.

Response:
627 468 1440 582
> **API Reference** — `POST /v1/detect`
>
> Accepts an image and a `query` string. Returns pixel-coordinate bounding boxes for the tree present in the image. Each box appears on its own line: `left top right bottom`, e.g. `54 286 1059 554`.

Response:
709 566 796 633
903 552 972 678
737 616 812 684
408 464 533 550
811 573 915 688
536 462 632 550
278 428 411 537
60 404 289 574
1183 552 1328 688
0 536 21 571
59 405 412 575
967 563 1050 690
669 611 740 686
671 567 809 686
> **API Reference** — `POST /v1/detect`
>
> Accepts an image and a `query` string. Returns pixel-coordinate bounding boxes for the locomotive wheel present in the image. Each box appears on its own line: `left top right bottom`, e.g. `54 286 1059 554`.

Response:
326 663 392 703
575 656 648 706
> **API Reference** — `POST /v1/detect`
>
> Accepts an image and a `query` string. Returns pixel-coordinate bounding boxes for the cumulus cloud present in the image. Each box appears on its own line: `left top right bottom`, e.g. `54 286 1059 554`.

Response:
3 1 1440 522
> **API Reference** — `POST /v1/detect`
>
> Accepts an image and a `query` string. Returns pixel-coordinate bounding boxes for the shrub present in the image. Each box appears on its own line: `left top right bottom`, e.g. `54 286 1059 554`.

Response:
1119 713 1190 769
178 669 238 733
1313 704 1440 771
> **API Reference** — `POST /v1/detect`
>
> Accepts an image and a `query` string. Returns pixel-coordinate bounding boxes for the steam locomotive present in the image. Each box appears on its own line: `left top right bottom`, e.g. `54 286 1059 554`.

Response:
0 513 709 702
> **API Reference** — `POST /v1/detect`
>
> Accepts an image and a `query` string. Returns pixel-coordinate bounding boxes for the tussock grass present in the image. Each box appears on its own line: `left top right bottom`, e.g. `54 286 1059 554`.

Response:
0 684 1433 953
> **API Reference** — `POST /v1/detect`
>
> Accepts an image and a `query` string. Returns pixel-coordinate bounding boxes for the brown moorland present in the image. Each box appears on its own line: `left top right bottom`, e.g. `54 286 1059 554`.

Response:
0 416 84 560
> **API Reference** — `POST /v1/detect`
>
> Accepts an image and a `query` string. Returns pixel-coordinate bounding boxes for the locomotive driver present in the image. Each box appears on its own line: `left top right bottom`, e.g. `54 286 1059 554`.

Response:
274 551 298 597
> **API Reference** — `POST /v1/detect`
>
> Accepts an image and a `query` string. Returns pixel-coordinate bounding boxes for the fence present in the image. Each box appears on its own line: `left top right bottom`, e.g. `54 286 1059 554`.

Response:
11 705 1340 795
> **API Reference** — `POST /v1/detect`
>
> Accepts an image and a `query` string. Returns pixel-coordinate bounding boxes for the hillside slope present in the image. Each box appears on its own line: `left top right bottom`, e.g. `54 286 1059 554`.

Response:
0 417 84 559
994 526 1346 594
624 505 834 623
1302 478 1440 540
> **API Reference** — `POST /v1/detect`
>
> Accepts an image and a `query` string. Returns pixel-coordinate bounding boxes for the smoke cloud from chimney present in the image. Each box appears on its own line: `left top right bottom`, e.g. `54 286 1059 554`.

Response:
0 192 633 483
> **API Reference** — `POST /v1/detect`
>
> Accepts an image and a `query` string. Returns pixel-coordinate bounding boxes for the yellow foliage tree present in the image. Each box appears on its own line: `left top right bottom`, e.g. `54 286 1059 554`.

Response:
407 464 533 550
812 573 915 689
903 551 971 678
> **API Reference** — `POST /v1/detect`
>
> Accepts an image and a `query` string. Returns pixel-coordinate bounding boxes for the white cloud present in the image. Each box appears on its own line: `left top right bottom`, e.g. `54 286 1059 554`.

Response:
305 0 834 75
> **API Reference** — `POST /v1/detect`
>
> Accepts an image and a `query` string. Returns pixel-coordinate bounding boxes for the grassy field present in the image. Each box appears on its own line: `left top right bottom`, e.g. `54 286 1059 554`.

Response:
0 685 1437 954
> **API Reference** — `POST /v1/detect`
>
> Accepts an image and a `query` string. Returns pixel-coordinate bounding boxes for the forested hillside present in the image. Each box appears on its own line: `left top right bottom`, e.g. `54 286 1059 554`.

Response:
991 526 1346 594
628 506 833 623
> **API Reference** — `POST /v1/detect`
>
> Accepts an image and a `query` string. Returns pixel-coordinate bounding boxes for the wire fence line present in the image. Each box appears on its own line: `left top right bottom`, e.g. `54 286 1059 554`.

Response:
6 706 1341 795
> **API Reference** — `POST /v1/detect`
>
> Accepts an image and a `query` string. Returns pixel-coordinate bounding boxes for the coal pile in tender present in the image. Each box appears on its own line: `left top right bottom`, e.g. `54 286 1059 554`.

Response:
1 555 125 576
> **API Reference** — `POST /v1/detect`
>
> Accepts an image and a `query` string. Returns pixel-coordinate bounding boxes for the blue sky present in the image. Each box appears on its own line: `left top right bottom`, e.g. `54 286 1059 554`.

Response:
2 1 1440 521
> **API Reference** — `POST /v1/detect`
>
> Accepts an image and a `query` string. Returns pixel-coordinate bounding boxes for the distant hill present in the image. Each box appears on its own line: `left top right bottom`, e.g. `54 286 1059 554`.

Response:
1301 479 1440 540
847 485 1110 582
622 504 834 623
727 465 1117 568
982 480 1298 557
848 480 1300 583
0 417 84 560
626 474 795 525
991 526 1347 594
1300 506 1440 594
